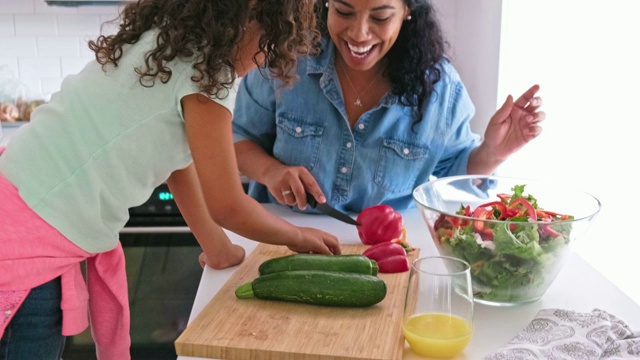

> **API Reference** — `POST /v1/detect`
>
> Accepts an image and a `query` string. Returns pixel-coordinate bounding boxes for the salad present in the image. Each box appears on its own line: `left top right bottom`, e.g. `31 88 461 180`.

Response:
432 184 575 303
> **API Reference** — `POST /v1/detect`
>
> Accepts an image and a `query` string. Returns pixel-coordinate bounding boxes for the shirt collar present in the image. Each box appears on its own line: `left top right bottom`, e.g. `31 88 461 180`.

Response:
306 37 399 106
307 37 335 75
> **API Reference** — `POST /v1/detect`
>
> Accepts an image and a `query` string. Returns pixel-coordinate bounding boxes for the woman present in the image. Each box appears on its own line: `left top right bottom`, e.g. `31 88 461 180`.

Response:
232 0 545 212
0 0 339 359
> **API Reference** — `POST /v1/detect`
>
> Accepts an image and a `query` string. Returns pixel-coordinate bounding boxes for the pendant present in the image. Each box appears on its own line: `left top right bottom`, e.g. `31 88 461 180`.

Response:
354 98 363 107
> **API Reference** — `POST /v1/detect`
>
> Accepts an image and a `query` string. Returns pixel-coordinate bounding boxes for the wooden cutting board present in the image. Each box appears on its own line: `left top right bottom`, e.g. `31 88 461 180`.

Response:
175 243 420 360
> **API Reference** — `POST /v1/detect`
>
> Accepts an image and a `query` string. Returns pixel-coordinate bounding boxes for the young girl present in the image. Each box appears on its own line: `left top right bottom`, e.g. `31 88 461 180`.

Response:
0 0 340 359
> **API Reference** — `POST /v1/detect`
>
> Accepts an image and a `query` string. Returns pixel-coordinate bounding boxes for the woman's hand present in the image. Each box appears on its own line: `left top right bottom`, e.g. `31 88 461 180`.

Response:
263 164 327 210
482 84 546 162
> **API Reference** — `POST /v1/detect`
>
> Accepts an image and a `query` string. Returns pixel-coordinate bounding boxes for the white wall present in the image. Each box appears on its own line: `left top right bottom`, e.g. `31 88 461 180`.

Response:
432 0 503 135
497 0 640 305
0 0 122 101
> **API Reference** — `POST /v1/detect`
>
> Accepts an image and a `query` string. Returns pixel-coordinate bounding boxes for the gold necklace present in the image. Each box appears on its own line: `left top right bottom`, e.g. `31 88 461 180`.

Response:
338 61 383 107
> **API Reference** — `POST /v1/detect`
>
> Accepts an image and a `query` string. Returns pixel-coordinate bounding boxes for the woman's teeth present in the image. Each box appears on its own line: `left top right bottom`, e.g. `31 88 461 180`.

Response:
347 43 373 58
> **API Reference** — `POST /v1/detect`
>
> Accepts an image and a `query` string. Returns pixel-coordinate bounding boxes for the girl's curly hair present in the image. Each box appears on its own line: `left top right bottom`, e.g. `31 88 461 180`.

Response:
88 0 319 98
317 0 447 122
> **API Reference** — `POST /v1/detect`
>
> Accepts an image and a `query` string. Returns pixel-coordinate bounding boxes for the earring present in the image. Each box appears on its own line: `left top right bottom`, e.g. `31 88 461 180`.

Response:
405 15 412 21
325 2 328 8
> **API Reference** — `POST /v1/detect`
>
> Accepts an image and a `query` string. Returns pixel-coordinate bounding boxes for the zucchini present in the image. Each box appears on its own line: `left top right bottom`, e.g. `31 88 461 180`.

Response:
258 254 378 276
235 270 387 307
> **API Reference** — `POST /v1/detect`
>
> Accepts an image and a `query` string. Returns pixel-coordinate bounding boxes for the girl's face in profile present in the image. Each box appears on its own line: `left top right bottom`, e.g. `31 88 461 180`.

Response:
233 20 265 77
327 0 409 72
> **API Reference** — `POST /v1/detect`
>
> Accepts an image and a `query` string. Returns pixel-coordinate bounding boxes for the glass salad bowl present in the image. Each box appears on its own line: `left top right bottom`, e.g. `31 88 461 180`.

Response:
413 175 601 306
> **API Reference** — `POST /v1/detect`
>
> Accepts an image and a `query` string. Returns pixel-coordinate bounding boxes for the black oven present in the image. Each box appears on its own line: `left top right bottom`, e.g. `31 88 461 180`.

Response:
62 184 202 360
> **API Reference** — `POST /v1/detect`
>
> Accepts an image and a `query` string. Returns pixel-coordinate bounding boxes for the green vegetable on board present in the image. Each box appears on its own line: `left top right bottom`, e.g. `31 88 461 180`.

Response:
235 270 387 307
258 253 379 276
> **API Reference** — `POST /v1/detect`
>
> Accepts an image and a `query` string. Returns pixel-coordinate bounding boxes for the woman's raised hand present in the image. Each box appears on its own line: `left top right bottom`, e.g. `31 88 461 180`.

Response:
483 84 546 161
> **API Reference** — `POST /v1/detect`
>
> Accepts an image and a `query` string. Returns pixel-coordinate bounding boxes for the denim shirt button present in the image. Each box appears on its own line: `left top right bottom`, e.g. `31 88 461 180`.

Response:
346 142 352 148
295 126 302 133
340 167 348 174
358 124 365 130
403 148 410 155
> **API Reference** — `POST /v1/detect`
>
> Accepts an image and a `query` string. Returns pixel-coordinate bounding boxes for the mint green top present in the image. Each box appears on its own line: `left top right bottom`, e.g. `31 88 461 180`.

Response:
0 30 237 253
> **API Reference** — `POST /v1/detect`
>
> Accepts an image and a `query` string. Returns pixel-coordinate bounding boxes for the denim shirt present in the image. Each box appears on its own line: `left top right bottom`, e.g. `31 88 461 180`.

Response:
232 39 480 212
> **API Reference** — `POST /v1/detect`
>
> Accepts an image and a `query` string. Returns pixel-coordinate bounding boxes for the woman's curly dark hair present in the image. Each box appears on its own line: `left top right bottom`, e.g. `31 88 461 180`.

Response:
317 0 446 122
88 0 319 98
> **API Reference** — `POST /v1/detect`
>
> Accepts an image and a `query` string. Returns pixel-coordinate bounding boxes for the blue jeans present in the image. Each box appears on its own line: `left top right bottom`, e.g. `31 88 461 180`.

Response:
0 277 66 360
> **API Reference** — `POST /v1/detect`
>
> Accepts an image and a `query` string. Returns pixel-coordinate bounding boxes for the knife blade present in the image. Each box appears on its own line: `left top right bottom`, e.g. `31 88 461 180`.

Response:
306 192 361 226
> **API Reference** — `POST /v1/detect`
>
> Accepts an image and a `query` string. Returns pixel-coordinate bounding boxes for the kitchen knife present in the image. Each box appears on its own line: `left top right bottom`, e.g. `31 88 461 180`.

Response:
306 192 361 226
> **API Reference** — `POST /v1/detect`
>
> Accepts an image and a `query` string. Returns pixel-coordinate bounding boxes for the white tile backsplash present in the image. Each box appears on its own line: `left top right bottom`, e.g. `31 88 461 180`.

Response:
3 0 120 100
14 14 57 36
15 78 40 99
0 15 15 35
37 36 80 57
57 14 101 36
1 37 38 56
41 77 63 96
0 58 19 76
60 57 91 77
79 39 95 57
19 57 61 79
0 0 35 14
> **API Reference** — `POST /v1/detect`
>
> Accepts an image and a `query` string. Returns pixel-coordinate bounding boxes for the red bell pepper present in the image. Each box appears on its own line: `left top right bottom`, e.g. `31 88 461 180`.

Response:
474 201 508 220
362 242 409 273
471 201 509 240
536 210 570 238
356 205 404 245
536 209 572 221
508 197 536 220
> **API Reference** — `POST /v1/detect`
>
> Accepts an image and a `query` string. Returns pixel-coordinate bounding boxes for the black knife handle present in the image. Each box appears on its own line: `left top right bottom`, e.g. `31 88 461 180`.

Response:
305 192 318 208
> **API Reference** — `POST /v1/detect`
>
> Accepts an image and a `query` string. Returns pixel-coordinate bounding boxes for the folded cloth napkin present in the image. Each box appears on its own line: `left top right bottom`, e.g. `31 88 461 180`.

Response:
485 308 640 360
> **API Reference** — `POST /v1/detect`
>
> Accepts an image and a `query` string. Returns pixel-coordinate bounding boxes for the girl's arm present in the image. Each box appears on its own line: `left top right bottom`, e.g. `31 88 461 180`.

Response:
166 164 245 269
179 93 341 255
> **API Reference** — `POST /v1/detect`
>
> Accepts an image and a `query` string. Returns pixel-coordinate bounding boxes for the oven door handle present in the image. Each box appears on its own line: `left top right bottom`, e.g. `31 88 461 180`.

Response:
120 226 192 234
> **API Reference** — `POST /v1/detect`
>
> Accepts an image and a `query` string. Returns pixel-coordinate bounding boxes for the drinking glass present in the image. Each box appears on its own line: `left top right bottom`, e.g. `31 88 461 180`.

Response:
403 256 474 358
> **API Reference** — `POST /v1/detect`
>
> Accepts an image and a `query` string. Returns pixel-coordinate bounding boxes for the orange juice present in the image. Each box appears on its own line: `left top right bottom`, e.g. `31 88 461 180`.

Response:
403 313 472 358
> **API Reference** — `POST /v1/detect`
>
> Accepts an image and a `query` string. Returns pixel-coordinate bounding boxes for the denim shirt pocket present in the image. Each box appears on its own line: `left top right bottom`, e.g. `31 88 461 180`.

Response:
375 138 430 193
274 113 325 170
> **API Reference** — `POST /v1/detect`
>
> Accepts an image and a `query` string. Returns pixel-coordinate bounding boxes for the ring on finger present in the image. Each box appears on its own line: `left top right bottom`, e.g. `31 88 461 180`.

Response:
281 190 292 196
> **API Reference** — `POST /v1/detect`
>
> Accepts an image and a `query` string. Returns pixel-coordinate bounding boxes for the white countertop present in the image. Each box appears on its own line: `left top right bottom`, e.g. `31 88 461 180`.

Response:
178 204 640 360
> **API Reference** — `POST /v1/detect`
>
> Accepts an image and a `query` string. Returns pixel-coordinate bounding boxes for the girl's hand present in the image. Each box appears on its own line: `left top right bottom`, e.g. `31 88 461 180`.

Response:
287 227 342 255
263 164 326 211
199 244 246 270
483 84 546 162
